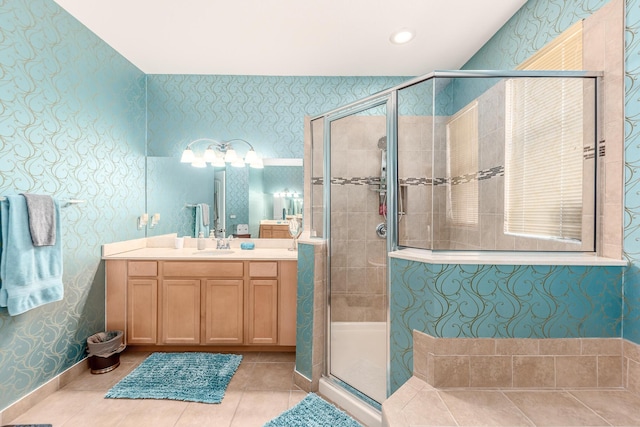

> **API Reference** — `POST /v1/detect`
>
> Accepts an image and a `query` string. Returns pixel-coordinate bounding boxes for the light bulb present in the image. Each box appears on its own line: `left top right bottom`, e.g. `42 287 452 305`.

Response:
180 148 194 163
224 148 237 163
244 149 258 164
192 157 206 168
204 147 216 163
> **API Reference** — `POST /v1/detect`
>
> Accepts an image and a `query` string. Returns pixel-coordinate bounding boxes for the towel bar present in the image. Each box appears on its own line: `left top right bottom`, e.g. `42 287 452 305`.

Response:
0 197 85 206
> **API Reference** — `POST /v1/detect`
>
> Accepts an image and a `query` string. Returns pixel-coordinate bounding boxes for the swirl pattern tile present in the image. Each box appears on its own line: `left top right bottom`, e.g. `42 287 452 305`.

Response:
0 0 145 410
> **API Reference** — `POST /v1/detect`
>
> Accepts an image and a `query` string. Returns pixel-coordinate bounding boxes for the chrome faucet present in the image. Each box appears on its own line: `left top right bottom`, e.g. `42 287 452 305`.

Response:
216 236 232 250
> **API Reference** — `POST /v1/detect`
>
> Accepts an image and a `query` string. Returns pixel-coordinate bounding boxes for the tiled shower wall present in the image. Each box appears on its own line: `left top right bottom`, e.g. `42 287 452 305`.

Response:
329 115 388 322
431 79 596 251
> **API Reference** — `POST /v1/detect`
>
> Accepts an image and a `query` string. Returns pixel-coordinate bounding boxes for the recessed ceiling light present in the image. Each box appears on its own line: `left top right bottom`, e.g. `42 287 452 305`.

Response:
390 28 415 45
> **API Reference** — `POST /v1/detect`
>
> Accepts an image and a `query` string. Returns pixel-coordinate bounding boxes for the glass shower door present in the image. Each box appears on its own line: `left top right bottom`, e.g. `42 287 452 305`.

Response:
328 101 389 404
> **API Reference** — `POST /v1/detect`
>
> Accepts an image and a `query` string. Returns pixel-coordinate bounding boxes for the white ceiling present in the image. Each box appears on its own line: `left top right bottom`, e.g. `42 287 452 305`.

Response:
53 0 527 76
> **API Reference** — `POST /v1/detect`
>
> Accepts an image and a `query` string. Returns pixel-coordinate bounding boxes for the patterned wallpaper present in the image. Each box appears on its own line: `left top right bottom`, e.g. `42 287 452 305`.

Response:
389 259 624 391
295 243 315 380
146 74 408 159
0 0 146 411
145 74 408 235
383 0 634 395
624 0 640 343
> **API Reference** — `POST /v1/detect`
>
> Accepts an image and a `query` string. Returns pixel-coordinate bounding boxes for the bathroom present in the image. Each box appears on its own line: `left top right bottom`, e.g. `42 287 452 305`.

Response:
1 0 640 426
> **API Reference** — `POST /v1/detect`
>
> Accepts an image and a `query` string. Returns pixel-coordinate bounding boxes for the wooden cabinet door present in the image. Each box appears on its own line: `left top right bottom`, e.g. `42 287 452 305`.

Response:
278 261 297 346
160 279 201 345
272 226 292 238
259 225 273 238
248 279 278 344
127 279 158 344
203 279 244 344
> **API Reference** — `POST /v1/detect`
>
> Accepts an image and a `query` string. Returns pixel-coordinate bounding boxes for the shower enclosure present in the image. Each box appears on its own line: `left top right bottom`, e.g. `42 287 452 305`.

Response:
310 70 599 413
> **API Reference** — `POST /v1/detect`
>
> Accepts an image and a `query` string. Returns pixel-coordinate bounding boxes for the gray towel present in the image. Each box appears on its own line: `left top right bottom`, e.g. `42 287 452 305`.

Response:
201 203 210 226
21 193 56 246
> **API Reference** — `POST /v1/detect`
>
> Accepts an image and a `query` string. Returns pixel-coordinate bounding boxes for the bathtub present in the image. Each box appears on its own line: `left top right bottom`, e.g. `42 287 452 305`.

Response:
329 321 387 404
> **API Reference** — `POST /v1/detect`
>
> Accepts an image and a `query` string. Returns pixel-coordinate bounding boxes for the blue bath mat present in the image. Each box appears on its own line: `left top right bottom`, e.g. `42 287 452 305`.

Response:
105 352 242 404
264 393 362 427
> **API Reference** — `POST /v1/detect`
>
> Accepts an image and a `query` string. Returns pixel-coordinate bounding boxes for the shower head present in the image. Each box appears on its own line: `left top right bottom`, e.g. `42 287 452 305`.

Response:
378 136 387 150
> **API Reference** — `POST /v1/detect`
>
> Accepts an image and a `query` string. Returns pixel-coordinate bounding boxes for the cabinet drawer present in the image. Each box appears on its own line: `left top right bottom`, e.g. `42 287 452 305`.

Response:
249 261 278 277
162 261 244 278
128 261 158 277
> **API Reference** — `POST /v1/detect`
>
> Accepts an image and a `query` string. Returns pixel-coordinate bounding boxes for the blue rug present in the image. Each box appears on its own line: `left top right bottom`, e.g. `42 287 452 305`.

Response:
264 393 362 427
105 352 242 404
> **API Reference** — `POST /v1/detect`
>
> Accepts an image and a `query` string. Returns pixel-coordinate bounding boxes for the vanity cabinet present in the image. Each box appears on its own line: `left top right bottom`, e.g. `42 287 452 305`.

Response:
259 224 291 238
125 261 158 345
160 279 201 345
106 258 297 350
204 279 244 344
127 278 158 344
248 262 279 344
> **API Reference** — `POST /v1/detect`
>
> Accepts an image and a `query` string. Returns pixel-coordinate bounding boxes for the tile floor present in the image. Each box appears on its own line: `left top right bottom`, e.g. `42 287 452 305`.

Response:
11 351 640 427
6 350 307 427
383 376 640 427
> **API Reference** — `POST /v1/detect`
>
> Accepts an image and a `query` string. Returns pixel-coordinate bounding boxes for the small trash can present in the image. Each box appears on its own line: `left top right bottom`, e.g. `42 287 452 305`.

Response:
86 330 125 374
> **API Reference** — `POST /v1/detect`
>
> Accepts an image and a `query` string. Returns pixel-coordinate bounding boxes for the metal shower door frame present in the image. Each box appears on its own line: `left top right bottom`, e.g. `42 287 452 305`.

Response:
321 91 397 402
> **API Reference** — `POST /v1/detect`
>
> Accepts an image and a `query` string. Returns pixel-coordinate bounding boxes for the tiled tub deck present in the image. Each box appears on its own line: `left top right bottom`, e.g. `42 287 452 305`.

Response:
382 332 640 426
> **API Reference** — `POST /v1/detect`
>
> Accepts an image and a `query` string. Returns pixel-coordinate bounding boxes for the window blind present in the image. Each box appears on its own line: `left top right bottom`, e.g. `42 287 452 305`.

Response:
446 101 478 226
504 20 584 241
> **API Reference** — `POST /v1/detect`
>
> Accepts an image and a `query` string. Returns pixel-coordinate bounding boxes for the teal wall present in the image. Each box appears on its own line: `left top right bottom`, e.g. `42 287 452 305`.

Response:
385 0 640 394
0 0 146 411
389 260 623 391
145 75 407 236
296 243 316 379
624 0 640 343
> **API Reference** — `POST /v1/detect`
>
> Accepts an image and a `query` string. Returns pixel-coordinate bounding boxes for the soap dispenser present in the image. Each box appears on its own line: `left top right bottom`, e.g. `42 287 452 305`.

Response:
197 232 206 250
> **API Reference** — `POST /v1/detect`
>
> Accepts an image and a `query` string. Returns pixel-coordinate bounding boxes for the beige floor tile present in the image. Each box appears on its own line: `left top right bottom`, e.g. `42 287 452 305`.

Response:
402 390 457 426
289 390 308 408
63 363 137 391
504 391 610 426
257 351 296 362
174 390 243 427
59 391 139 427
8 390 89 426
245 362 295 391
236 351 262 362
226 362 256 391
438 390 534 426
230 390 290 427
119 350 152 364
570 390 640 426
114 398 189 427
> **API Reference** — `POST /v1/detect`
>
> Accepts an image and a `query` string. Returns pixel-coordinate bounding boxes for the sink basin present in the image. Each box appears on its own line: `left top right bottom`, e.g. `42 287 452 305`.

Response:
193 250 235 255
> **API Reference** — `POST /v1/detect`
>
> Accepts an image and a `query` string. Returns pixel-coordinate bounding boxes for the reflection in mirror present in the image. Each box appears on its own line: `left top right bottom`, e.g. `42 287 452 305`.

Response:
146 157 303 238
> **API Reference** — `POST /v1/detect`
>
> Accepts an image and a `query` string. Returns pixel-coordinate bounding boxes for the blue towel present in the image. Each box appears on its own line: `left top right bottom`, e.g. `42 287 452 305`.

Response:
0 195 63 315
195 204 210 238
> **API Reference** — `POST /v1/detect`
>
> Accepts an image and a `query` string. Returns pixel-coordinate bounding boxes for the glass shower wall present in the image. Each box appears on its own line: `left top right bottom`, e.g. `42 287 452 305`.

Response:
310 117 325 238
396 74 598 251
328 103 388 404
397 79 436 248
310 70 600 413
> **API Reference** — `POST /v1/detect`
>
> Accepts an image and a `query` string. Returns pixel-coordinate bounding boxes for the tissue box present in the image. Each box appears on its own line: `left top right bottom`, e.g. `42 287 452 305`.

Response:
236 224 249 234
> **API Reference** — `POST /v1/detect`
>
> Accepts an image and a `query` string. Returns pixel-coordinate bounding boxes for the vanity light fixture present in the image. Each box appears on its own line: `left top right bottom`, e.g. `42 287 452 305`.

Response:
180 138 264 169
389 28 415 44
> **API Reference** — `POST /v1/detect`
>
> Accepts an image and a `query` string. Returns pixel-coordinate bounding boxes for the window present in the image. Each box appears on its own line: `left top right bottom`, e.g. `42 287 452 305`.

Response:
504 21 584 241
446 101 478 226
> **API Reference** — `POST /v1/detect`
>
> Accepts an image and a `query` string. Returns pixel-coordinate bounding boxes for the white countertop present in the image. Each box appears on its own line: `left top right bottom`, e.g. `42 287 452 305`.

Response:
102 234 298 261
103 246 298 261
389 248 627 266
